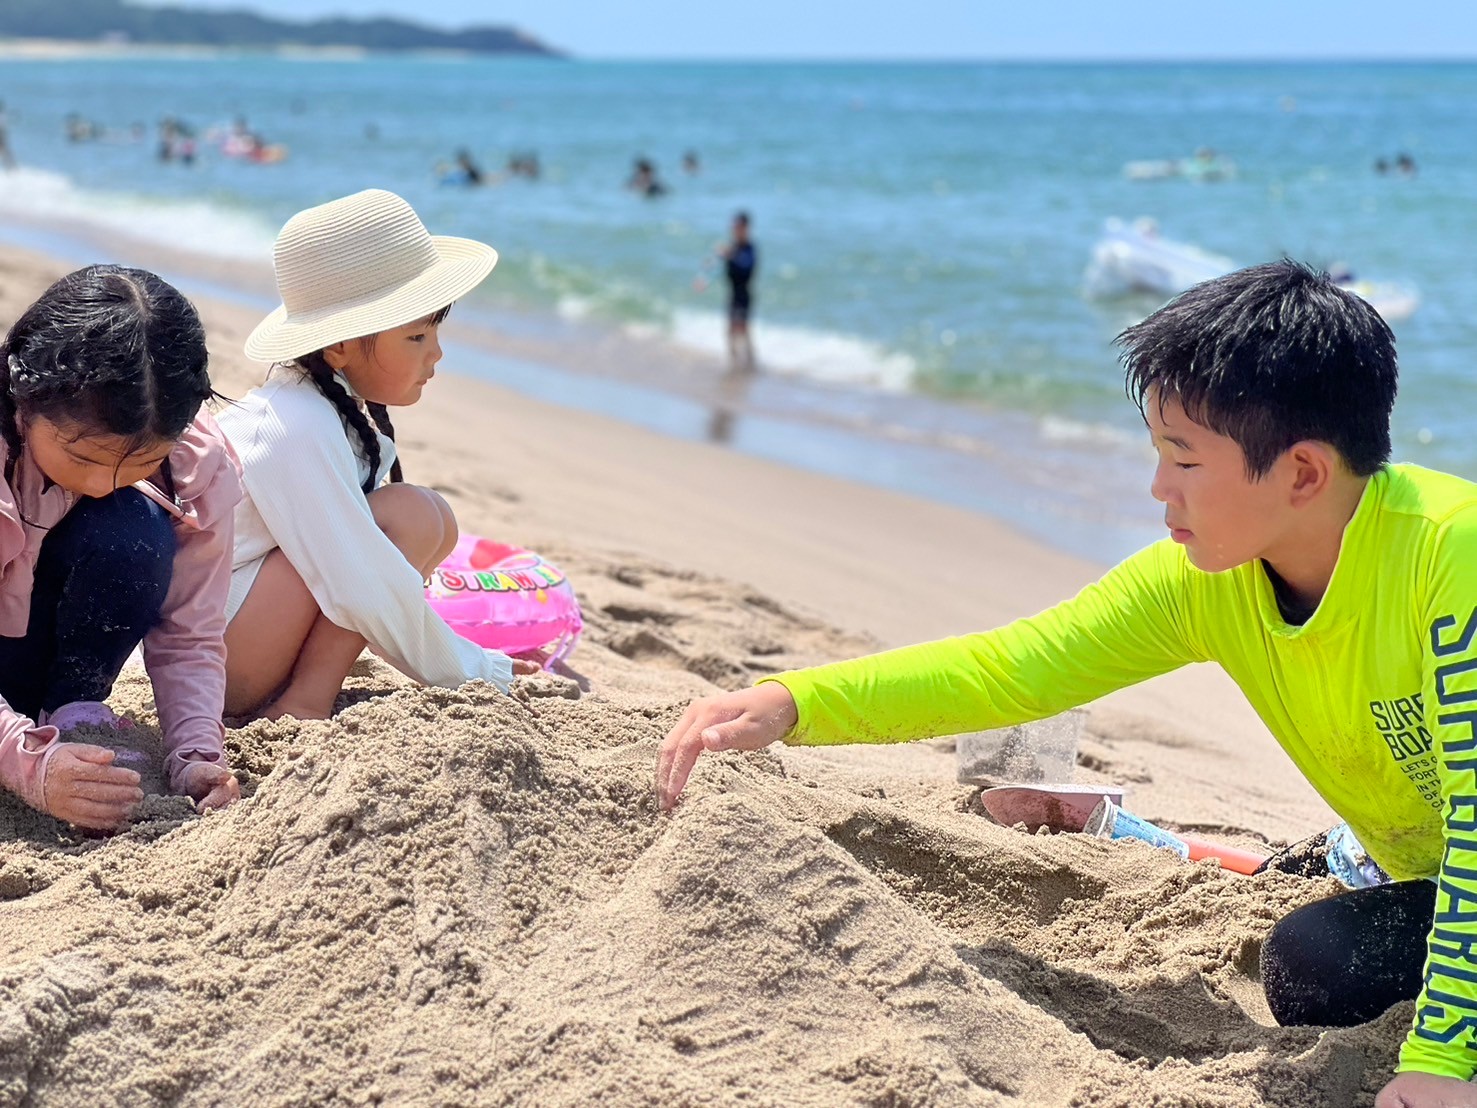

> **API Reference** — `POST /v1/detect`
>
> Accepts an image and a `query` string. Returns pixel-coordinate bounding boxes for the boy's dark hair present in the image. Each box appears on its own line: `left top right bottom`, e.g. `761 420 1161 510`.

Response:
0 264 214 484
1118 260 1398 479
291 304 451 494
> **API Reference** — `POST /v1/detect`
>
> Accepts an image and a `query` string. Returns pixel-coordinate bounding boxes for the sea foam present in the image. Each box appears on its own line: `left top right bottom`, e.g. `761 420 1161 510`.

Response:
0 167 275 262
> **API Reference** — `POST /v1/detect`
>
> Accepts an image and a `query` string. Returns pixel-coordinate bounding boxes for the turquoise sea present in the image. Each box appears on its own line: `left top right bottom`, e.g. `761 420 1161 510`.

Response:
0 58 1473 560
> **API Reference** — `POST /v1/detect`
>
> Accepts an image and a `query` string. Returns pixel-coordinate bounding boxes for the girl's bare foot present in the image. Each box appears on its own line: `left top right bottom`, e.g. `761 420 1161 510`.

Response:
260 694 333 722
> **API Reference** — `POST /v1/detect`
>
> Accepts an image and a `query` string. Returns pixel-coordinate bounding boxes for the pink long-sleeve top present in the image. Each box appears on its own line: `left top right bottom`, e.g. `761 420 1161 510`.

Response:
0 410 242 803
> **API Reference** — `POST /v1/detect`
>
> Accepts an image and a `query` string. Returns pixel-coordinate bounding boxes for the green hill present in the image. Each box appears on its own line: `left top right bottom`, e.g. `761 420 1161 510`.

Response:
0 0 562 55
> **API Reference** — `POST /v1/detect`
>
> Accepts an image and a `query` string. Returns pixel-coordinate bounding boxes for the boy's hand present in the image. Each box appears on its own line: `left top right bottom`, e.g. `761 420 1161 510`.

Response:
1376 1072 1477 1107
176 761 241 813
43 743 143 830
655 683 799 811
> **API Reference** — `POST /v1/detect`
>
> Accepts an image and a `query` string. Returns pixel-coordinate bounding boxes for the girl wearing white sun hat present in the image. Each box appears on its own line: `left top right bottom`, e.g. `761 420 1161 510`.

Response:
218 189 535 720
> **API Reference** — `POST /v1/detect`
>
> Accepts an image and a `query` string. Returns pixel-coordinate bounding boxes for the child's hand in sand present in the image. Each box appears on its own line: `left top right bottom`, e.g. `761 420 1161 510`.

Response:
511 650 548 677
656 683 799 810
43 742 144 830
175 761 241 813
1376 1071 1477 1107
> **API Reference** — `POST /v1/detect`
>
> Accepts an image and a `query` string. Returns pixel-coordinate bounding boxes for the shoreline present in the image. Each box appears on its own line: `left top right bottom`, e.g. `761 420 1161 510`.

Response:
0 209 1164 566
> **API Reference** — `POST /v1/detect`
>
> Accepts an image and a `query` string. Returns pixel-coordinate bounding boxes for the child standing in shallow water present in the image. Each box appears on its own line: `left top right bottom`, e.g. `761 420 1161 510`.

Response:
0 265 241 829
221 189 535 721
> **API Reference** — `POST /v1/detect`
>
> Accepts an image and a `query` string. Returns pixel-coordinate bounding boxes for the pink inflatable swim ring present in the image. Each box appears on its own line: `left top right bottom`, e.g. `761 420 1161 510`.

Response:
425 536 583 668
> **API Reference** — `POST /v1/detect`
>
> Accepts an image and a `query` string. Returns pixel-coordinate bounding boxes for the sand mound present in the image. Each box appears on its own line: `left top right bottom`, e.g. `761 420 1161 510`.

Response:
0 550 1406 1107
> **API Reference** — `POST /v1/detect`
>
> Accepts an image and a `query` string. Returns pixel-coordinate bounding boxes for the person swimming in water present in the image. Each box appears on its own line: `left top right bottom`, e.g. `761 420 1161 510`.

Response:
507 151 540 180
455 149 484 185
626 157 668 198
436 148 485 187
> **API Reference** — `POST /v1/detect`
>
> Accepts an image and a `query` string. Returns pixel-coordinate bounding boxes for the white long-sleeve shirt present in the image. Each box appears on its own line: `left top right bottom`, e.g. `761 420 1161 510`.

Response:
218 370 512 692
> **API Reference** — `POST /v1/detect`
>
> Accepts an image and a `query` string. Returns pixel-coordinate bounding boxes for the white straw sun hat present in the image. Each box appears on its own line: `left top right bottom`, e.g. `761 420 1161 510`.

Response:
244 188 498 363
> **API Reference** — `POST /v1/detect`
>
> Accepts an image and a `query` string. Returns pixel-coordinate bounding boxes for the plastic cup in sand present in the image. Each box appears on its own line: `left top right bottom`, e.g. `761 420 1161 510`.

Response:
955 708 1085 786
1084 797 1191 860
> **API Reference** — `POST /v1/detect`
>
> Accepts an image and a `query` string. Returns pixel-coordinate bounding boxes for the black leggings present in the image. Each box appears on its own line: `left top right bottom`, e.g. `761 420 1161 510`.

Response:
1258 833 1435 1027
0 489 173 717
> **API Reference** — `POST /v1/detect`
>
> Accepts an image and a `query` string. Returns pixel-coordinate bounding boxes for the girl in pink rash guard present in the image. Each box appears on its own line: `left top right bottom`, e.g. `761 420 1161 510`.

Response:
0 265 242 830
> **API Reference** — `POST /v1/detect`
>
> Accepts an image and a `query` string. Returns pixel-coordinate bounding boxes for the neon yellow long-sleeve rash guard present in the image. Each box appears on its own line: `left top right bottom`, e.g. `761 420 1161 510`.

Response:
765 464 1477 1079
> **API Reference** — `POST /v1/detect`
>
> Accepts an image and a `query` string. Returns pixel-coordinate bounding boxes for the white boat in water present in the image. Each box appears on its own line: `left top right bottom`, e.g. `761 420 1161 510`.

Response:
1084 218 1419 323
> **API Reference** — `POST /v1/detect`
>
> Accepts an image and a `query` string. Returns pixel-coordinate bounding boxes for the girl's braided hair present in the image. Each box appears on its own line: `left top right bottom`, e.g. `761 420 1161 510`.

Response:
294 349 403 494
289 306 452 494
0 264 215 485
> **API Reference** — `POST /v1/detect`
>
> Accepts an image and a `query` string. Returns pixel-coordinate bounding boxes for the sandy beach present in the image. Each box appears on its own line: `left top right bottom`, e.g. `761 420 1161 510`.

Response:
0 239 1398 1105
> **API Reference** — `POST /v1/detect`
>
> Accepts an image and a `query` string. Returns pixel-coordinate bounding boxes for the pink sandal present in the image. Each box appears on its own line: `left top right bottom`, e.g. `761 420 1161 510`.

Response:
38 701 134 734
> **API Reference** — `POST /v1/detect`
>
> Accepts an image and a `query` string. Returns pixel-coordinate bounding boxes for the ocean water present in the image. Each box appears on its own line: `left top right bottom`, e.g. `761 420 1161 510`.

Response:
0 58 1474 561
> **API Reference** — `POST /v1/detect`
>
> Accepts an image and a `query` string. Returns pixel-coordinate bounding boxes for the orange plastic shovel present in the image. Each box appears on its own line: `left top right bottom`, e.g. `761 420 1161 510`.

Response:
1180 836 1267 875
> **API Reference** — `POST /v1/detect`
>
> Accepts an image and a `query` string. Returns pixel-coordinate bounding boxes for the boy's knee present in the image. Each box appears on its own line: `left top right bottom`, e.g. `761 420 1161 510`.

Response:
1260 911 1318 1026
1261 884 1428 1029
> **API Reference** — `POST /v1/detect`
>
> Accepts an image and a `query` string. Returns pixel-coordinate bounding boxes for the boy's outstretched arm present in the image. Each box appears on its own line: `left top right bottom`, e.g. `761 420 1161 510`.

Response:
656 540 1206 809
657 683 798 810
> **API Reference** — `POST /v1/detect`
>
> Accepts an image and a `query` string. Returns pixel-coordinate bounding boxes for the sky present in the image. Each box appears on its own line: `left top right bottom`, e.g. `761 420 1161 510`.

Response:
136 1 1477 60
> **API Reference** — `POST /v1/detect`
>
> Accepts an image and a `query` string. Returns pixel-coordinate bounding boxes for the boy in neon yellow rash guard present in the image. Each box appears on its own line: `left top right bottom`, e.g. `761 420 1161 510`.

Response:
656 261 1477 1107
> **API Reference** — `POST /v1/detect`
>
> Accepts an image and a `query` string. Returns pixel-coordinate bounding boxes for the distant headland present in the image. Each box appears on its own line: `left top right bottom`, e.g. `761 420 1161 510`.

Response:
0 0 563 57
